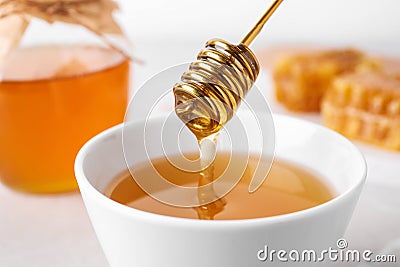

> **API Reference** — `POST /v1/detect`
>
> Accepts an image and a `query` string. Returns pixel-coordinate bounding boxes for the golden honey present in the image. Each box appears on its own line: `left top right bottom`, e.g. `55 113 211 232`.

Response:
105 153 335 220
0 45 129 193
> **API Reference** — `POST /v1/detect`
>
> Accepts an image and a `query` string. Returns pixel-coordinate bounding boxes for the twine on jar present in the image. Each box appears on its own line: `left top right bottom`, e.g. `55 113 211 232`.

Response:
0 0 131 62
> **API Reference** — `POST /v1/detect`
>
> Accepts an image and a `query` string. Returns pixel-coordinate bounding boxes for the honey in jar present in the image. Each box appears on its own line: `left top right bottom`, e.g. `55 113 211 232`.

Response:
0 45 129 193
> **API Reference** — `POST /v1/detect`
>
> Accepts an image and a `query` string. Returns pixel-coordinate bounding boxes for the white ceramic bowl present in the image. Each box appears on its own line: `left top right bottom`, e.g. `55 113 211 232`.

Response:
75 114 366 267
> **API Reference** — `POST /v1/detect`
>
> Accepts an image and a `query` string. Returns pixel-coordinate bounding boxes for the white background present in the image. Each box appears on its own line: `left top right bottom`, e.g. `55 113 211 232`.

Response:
1 1 400 267
119 0 400 45
118 0 400 87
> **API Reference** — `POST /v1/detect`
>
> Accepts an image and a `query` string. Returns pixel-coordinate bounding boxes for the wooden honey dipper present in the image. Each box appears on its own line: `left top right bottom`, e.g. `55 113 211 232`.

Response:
173 0 284 139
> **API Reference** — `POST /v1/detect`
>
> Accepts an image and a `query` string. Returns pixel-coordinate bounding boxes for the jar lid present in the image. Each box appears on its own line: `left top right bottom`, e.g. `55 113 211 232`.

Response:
0 0 130 62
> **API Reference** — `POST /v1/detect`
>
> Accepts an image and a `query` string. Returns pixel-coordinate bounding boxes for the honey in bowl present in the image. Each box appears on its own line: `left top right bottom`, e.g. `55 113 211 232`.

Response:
0 45 130 193
105 152 335 220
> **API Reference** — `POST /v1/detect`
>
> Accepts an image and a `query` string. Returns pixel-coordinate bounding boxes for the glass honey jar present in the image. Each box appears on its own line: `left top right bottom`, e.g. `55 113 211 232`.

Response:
0 0 131 193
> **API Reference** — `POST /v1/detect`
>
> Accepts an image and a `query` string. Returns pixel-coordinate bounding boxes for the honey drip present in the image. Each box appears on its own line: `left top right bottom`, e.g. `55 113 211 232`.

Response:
173 0 284 219
195 134 226 220
173 41 260 220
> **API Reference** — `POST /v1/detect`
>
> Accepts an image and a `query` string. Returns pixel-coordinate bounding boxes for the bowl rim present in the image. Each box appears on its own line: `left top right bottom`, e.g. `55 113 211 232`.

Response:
74 114 367 228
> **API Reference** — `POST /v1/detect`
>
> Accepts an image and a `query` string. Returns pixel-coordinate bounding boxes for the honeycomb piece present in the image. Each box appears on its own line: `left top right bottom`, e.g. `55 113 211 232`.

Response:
377 58 400 80
322 72 400 150
273 49 376 111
